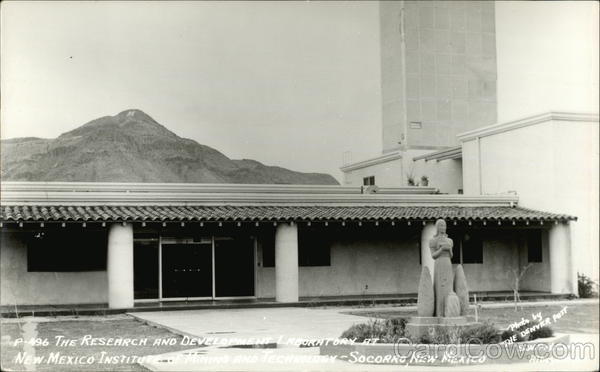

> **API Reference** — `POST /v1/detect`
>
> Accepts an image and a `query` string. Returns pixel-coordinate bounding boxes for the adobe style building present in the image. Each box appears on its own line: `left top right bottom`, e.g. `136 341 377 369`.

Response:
0 182 576 308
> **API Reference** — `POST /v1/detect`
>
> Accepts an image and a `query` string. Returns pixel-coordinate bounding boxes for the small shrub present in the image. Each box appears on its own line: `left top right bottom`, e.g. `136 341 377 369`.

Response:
413 323 501 345
578 273 599 298
529 325 553 340
525 320 554 341
501 329 525 342
414 326 465 344
460 322 501 344
386 317 407 336
340 321 379 342
416 332 432 344
420 175 429 186
516 320 554 341
340 317 408 343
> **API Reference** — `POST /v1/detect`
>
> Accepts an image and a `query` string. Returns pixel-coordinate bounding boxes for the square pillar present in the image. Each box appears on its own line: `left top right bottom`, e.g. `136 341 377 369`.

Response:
549 222 575 295
275 222 299 302
421 222 436 280
107 223 134 308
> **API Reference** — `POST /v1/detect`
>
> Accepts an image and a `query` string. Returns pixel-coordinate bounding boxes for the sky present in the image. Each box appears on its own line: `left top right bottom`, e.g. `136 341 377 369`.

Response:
495 1 598 121
1 1 382 182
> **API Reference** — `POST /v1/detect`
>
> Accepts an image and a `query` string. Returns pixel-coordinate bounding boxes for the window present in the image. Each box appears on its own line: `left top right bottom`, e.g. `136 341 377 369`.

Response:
446 230 483 264
527 230 543 263
260 233 275 268
461 232 483 263
298 229 331 266
27 231 107 272
363 176 375 186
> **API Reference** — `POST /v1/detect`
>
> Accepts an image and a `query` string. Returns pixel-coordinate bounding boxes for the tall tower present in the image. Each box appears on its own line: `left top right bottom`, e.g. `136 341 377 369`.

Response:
380 1 497 153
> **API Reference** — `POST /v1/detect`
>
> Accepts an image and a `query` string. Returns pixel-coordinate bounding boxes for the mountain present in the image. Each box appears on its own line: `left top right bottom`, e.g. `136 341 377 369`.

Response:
0 109 339 185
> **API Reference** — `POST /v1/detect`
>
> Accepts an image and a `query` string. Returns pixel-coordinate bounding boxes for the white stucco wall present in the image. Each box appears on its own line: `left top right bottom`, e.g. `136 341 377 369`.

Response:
411 158 463 194
342 156 404 186
256 227 538 298
341 149 462 191
257 229 422 298
495 1 599 121
464 229 550 293
461 116 599 281
0 232 108 306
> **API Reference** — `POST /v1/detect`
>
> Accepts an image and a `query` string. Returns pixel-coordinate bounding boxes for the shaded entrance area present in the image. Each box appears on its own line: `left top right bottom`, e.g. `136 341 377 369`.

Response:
215 237 254 297
162 242 213 298
134 235 255 301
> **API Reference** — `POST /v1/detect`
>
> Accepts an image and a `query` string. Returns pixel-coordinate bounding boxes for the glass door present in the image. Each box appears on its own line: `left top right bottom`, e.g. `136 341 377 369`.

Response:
161 240 213 299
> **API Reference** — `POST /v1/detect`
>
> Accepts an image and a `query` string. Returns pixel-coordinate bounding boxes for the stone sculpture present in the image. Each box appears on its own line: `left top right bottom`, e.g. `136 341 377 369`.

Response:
429 219 454 317
417 266 434 316
406 219 478 339
444 292 461 317
454 264 470 316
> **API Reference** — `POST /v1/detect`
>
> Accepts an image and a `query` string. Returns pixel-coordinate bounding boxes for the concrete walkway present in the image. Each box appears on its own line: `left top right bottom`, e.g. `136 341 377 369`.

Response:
130 300 599 371
130 307 364 348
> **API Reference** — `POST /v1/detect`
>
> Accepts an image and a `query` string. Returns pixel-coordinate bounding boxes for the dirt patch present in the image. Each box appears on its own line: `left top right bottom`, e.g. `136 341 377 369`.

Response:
1 315 197 371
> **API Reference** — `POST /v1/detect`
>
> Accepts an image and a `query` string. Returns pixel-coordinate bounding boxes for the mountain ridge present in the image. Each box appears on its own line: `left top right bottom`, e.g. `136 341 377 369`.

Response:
0 109 339 185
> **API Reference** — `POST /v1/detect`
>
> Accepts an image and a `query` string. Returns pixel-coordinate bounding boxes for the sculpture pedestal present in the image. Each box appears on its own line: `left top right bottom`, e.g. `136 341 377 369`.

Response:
406 316 480 340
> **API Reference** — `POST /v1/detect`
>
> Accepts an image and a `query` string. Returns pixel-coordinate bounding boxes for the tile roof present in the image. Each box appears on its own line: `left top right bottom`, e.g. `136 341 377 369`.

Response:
0 205 576 223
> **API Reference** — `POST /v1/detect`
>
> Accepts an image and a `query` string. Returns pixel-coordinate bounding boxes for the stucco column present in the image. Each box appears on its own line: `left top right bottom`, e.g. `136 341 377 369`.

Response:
107 223 134 308
421 222 436 280
275 223 299 302
549 222 574 294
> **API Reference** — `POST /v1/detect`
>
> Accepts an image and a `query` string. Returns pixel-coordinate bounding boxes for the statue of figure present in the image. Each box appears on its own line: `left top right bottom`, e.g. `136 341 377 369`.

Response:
429 219 454 317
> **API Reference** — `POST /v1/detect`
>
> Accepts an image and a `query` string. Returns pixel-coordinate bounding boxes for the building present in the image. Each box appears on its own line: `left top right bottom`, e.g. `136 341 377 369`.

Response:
1 182 576 308
342 2 599 282
380 1 497 154
342 1 496 192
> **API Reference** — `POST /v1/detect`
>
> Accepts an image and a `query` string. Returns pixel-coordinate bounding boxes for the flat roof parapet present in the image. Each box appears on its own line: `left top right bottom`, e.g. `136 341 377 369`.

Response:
0 182 527 207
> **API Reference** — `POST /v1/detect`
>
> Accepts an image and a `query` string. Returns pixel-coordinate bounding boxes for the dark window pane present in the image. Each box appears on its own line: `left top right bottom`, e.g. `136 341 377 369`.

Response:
462 232 483 264
363 176 375 186
298 228 331 267
134 240 159 299
260 233 275 268
527 230 543 263
27 231 107 272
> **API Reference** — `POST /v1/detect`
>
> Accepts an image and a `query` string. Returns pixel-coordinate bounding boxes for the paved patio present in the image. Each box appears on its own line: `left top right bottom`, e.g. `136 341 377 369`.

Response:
130 307 364 348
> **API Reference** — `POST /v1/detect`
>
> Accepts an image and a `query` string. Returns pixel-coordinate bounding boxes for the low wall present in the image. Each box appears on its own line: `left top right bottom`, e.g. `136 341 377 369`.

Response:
320 334 571 366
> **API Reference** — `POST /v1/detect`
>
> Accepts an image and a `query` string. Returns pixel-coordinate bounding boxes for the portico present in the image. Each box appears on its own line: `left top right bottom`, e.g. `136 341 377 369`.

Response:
0 182 578 308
